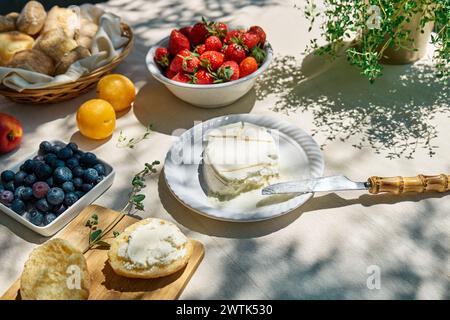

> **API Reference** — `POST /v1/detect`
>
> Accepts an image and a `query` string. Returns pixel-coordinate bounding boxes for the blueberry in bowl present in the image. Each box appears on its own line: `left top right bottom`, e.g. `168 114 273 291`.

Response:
0 140 114 236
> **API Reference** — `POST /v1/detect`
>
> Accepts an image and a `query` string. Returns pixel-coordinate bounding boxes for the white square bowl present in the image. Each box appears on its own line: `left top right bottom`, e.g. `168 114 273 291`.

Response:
0 140 115 236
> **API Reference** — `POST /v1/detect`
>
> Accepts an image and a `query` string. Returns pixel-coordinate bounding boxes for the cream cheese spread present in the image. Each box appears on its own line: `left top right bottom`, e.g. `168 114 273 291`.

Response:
117 219 188 270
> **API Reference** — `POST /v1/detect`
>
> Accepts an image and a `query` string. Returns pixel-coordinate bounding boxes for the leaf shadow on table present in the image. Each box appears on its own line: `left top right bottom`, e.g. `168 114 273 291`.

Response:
133 80 256 136
178 192 450 299
255 52 450 159
106 0 281 32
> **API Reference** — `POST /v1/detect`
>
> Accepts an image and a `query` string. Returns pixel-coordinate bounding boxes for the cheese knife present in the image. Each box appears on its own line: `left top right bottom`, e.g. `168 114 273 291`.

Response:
262 174 450 195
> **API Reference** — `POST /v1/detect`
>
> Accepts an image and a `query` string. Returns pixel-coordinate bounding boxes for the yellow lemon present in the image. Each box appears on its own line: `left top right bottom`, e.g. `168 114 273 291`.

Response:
76 99 116 140
96 74 136 112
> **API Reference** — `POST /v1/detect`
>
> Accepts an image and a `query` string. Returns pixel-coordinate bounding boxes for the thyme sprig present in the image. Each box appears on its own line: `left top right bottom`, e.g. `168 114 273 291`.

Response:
83 160 160 253
117 124 153 149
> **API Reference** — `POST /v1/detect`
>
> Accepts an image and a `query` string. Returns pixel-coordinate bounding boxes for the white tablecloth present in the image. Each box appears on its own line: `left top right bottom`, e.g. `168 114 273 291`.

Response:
0 0 449 299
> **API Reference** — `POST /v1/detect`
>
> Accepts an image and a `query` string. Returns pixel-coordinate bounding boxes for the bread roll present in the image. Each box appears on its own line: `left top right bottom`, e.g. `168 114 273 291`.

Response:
0 15 16 32
0 31 34 65
35 28 78 61
77 18 98 49
108 218 193 279
8 49 55 75
55 46 90 75
20 238 90 300
17 1 47 35
42 6 80 39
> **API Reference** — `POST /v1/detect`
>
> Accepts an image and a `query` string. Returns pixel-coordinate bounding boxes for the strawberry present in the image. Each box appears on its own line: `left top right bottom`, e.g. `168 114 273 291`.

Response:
208 21 228 39
168 29 190 55
182 55 200 74
179 26 193 39
224 29 244 44
217 61 239 81
224 43 246 64
194 44 206 55
241 32 260 51
199 51 224 71
205 36 222 52
248 26 266 45
154 47 169 68
239 56 258 78
190 20 210 45
169 49 191 73
191 69 214 84
171 72 190 83
166 69 177 79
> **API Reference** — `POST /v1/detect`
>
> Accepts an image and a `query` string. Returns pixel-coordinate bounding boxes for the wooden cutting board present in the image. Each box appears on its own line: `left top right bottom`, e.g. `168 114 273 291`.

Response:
2 205 204 300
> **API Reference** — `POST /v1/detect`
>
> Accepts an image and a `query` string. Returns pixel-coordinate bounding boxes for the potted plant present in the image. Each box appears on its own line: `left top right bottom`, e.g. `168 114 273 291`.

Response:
302 0 449 82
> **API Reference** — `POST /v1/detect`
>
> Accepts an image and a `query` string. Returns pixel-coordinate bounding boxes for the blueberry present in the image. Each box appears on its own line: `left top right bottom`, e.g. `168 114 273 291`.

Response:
51 144 63 154
14 186 25 198
73 177 83 189
4 181 15 192
28 209 44 226
43 213 57 225
32 181 50 199
72 166 84 178
0 190 14 205
1 170 15 183
46 177 54 187
62 181 75 193
64 192 78 207
83 168 98 184
75 191 85 199
34 163 52 180
73 153 82 160
36 198 51 212
54 204 66 215
65 157 79 169
14 171 27 186
21 159 37 173
0 184 4 193
54 167 73 184
47 187 65 206
20 187 33 201
81 183 93 193
93 163 106 176
39 141 53 154
23 173 37 187
11 199 26 214
33 155 45 162
67 142 78 152
57 147 73 160
44 153 57 166
95 175 104 184
80 152 97 167
52 160 66 169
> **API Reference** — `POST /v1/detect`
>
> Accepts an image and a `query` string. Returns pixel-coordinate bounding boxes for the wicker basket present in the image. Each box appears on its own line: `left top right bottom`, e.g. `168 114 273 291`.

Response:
0 23 134 104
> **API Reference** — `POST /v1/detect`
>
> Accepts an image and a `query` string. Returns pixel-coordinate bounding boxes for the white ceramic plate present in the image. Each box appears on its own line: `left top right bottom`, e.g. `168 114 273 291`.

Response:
0 140 115 236
164 114 324 221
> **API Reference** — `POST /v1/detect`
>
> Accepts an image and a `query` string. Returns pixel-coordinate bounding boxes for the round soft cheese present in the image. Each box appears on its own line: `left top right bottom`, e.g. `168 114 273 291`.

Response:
202 122 279 200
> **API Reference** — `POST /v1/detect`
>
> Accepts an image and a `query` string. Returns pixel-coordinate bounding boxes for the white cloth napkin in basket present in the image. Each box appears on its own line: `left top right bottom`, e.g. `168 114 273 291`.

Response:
0 4 129 92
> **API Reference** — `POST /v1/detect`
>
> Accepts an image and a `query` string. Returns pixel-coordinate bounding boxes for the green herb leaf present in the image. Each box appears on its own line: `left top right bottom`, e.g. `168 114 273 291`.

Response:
90 229 103 242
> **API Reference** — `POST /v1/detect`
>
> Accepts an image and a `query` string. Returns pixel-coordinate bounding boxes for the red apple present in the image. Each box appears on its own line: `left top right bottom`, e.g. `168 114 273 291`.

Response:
0 112 23 155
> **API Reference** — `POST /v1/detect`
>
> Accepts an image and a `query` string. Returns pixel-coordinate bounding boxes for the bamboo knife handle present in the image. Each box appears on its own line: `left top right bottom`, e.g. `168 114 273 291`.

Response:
368 174 450 194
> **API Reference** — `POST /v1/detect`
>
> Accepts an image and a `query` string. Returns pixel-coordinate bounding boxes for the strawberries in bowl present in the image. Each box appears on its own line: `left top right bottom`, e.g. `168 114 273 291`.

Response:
146 18 273 108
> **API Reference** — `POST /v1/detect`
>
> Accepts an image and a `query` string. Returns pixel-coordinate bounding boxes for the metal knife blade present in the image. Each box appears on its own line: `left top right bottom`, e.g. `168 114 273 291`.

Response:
262 175 369 195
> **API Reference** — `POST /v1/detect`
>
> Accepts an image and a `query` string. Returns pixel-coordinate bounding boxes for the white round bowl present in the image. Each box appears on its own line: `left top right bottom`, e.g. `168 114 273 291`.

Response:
146 36 273 108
